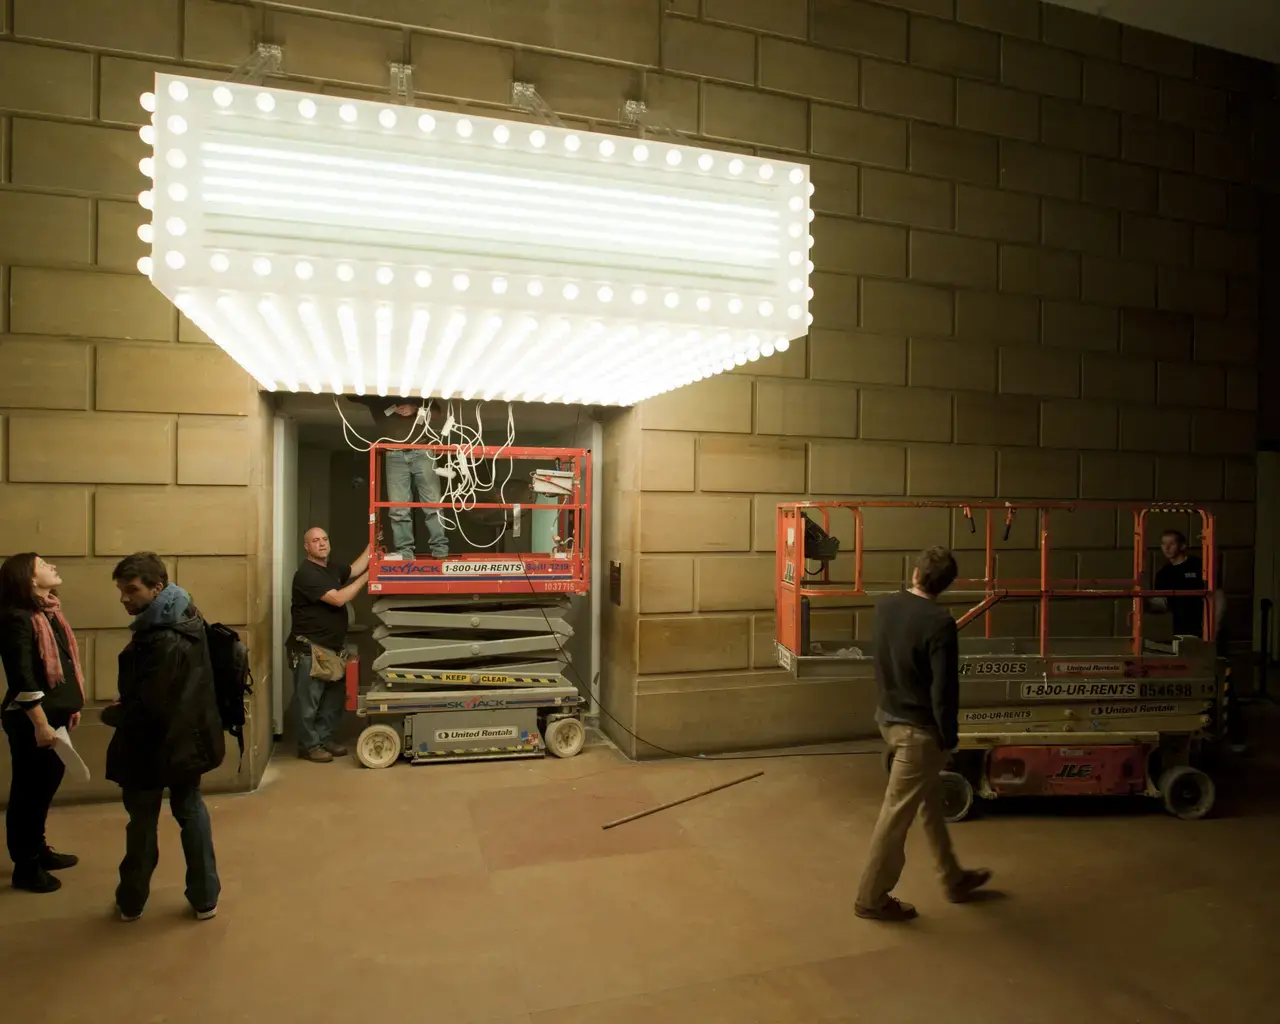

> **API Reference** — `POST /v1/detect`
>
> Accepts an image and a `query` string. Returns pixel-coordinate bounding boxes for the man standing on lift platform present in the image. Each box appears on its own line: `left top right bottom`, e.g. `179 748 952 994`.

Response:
855 546 991 922
352 396 449 560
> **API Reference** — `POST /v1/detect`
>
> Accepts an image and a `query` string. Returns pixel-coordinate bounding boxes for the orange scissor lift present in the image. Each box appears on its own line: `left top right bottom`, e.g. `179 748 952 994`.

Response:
348 441 593 769
775 500 1224 820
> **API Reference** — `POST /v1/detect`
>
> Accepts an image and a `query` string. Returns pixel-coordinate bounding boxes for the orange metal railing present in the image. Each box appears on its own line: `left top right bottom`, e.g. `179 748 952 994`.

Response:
775 500 1216 660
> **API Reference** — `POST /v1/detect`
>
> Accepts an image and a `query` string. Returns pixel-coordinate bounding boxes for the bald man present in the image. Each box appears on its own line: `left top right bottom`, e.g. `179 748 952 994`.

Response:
289 528 369 763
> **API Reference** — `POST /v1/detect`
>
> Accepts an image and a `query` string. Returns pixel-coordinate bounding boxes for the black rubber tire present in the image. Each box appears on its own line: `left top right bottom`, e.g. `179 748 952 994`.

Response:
940 770 975 823
1158 765 1215 820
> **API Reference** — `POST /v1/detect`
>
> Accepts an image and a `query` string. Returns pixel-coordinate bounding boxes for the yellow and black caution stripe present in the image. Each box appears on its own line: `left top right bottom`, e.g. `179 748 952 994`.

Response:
383 670 560 685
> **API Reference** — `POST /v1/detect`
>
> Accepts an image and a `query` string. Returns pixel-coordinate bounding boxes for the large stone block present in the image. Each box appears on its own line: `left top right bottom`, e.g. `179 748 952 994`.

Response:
410 35 515 105
638 431 695 492
0 337 89 410
0 39 93 118
177 415 252 485
956 79 1038 141
8 412 173 484
861 387 952 442
11 118 147 197
696 436 806 493
9 268 172 341
639 495 752 553
97 344 254 414
760 37 860 105
13 0 180 57
637 614 750 674
811 105 908 168
0 485 91 556
808 330 907 386
808 441 906 495
756 381 860 439
95 486 251 555
862 60 955 125
638 376 753 433
663 17 754 84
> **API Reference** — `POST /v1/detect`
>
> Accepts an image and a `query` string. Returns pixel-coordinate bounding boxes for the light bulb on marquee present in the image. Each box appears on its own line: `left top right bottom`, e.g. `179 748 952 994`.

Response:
135 74 812 405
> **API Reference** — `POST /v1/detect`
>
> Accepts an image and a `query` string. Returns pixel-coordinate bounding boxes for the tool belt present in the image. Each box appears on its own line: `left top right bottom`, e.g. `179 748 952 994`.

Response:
292 635 347 682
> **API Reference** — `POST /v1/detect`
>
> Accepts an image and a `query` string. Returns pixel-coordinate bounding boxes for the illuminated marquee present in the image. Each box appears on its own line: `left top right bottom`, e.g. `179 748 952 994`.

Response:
137 74 814 406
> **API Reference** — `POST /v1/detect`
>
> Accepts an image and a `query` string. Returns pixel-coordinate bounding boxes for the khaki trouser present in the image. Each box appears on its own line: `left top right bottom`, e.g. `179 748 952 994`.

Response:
856 723 964 909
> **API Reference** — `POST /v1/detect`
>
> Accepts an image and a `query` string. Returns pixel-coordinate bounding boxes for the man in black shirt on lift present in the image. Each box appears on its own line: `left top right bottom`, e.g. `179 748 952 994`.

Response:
855 546 991 922
1151 529 1224 639
1151 529 1237 748
290 527 369 762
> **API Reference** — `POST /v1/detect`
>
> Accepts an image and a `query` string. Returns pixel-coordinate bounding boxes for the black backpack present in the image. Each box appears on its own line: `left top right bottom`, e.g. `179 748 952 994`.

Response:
205 622 253 760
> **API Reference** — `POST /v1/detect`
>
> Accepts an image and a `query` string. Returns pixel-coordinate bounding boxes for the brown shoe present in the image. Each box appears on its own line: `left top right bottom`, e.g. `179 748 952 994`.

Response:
323 741 348 757
854 897 918 922
946 868 993 903
300 747 333 763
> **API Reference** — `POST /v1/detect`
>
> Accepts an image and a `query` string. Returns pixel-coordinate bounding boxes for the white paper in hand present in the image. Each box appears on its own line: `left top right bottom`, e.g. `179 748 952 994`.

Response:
53 727 91 782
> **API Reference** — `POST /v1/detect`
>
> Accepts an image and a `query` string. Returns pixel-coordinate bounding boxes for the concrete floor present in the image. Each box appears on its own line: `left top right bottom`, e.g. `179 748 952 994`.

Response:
2 720 1278 1024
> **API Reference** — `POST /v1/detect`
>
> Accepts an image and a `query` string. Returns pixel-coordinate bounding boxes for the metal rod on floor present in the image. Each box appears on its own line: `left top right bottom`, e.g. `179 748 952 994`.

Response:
601 771 765 830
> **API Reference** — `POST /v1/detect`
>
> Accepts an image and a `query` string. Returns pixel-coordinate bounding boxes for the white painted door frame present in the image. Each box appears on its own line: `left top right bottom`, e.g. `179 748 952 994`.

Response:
270 415 298 736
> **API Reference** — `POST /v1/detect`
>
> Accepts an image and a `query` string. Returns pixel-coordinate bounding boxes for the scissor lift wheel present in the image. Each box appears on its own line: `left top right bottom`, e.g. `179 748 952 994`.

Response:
544 716 586 758
940 771 975 823
356 723 404 770
1158 764 1216 820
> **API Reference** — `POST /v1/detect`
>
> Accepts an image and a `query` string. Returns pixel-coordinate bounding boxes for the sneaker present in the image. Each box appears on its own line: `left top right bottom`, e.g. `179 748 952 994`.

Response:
300 747 333 763
946 868 993 903
194 905 218 921
118 907 142 922
854 896 918 922
323 741 348 757
40 847 78 871
12 866 61 894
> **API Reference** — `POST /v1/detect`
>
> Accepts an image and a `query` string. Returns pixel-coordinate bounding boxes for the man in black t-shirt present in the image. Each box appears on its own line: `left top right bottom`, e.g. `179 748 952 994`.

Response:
1151 529 1225 640
290 527 369 762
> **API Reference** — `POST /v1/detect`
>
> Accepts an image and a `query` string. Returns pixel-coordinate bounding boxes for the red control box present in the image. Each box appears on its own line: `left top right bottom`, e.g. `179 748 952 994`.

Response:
986 744 1146 797
344 657 360 712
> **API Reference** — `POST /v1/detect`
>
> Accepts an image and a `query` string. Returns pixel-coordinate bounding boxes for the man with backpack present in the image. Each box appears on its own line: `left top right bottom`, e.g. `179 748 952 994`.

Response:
102 552 224 923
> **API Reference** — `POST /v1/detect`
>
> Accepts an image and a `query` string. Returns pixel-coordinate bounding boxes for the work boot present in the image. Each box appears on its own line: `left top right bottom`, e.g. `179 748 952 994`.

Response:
300 746 333 763
12 864 61 894
854 896 918 922
323 741 348 757
40 847 79 871
946 868 993 903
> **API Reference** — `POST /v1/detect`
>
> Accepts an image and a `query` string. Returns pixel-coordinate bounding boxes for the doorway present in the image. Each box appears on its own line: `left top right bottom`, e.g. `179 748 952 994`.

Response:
270 396 603 741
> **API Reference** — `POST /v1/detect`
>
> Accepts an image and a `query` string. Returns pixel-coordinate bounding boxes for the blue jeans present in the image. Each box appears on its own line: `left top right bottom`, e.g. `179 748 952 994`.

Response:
385 448 448 557
117 782 219 916
294 652 346 753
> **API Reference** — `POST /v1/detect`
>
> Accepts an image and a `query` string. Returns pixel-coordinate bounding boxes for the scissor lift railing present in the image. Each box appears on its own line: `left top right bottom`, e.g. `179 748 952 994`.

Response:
775 500 1217 661
367 442 591 596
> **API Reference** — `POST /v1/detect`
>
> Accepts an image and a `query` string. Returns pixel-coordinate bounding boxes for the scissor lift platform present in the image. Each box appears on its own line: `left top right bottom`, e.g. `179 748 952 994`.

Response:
354 443 593 768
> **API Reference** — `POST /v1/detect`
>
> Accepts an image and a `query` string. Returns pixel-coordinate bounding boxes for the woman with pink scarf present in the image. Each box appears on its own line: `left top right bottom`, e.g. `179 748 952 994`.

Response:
0 553 86 893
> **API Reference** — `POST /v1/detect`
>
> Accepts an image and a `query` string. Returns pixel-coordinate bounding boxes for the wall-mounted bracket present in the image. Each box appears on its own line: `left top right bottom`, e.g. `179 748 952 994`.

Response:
511 81 567 128
390 63 415 105
228 43 283 84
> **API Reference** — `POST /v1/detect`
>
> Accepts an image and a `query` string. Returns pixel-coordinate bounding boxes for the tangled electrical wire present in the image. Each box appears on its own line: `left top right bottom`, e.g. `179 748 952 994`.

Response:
333 396 519 551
